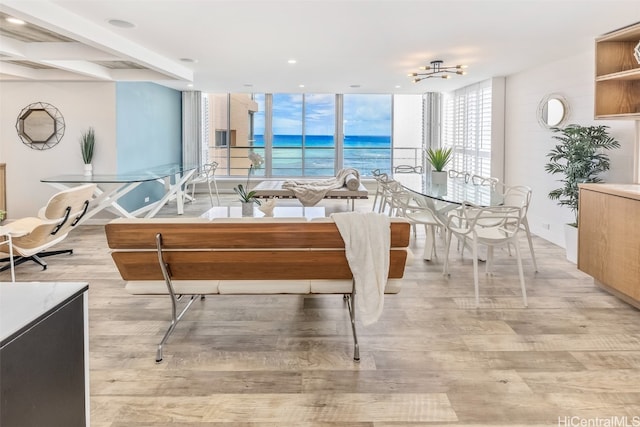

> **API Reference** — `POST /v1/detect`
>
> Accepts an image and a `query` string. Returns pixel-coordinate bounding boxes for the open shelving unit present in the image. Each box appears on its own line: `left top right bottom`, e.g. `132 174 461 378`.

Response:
595 22 640 119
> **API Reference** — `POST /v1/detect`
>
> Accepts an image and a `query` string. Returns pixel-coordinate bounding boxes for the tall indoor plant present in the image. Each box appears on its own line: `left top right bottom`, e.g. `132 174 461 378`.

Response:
544 124 620 262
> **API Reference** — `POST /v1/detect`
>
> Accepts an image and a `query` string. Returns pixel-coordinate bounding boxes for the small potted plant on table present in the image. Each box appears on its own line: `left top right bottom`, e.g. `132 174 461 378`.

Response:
80 127 95 176
426 147 453 185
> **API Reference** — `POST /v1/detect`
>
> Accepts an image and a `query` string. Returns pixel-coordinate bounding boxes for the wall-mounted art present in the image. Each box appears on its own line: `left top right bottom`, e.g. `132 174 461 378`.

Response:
15 102 65 150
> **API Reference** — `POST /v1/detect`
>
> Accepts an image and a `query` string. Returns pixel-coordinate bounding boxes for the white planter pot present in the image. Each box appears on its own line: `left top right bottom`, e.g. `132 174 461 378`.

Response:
241 202 254 217
564 223 578 264
431 171 448 185
83 163 93 176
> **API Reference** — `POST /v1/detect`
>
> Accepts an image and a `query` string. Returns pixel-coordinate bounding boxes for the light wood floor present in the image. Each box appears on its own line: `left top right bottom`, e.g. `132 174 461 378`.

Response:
3 194 640 426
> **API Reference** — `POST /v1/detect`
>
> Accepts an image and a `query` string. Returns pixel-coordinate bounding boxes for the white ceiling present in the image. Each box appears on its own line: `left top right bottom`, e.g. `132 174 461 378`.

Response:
0 0 638 94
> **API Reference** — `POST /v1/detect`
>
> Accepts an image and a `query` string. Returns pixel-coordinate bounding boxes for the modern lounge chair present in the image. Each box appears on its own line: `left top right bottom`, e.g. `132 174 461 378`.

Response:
0 183 96 271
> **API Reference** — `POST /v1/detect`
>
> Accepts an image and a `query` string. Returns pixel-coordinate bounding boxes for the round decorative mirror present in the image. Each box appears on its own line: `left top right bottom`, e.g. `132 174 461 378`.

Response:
15 102 65 150
537 94 569 129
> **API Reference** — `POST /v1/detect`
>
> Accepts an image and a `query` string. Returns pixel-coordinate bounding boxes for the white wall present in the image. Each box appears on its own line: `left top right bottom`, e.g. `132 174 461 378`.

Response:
0 82 117 218
505 50 637 247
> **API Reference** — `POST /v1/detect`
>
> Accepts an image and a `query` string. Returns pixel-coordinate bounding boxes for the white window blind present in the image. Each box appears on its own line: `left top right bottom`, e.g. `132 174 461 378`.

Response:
442 80 492 177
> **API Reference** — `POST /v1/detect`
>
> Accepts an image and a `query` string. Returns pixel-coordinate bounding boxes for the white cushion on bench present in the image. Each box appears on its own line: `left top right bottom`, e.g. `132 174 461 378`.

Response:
124 279 402 296
218 279 311 294
125 280 220 295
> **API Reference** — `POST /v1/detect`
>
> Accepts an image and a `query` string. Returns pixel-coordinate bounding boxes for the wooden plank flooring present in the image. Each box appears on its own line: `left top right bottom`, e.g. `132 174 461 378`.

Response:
2 195 640 426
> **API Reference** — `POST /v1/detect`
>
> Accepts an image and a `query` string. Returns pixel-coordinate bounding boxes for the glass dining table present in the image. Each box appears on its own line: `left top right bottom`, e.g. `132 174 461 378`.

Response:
41 164 196 224
393 172 504 260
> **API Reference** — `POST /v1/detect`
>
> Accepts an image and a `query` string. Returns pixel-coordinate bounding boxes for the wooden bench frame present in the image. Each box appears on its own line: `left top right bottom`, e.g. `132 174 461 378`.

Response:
105 218 411 363
251 180 369 210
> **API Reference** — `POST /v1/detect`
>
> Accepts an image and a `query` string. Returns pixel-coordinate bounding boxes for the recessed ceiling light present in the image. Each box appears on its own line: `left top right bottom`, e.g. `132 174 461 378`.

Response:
187 83 193 88
179 58 198 63
108 19 135 29
6 17 26 25
350 84 361 88
395 85 401 89
299 84 305 88
243 84 253 87
288 59 297 64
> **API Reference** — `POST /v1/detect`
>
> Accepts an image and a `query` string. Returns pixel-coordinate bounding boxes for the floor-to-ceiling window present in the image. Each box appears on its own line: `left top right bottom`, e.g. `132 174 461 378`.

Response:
343 94 392 175
442 80 493 177
393 94 424 170
303 94 335 176
206 93 405 178
271 93 303 176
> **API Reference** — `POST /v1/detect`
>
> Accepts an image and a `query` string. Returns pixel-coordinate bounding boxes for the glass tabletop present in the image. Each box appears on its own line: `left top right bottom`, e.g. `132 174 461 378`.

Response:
393 173 503 207
41 163 195 184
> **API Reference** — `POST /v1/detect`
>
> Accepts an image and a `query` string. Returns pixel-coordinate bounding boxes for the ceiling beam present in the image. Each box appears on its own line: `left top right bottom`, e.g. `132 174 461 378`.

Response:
0 0 193 82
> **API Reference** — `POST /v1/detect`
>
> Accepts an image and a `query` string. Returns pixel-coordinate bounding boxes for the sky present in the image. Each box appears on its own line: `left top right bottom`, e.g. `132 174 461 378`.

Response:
254 93 392 136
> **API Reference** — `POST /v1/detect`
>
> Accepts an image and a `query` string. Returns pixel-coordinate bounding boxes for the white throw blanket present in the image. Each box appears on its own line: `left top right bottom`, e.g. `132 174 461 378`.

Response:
282 168 360 206
331 211 390 325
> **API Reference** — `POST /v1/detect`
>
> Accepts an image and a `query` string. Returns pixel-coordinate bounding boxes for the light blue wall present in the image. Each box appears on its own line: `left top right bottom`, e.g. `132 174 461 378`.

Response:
116 82 182 211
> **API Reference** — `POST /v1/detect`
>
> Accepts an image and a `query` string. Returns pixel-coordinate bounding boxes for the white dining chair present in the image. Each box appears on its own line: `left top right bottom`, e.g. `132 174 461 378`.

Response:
389 188 443 260
442 203 528 308
185 162 220 207
501 184 538 272
471 174 499 188
370 169 388 212
394 165 424 174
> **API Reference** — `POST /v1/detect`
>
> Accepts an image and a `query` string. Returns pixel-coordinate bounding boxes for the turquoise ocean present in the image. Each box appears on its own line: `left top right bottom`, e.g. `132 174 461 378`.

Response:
253 134 391 177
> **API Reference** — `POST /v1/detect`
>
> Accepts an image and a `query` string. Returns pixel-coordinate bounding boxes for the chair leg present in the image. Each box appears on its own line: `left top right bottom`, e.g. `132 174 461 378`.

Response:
486 246 494 275
1 249 73 271
514 241 528 307
523 219 538 272
206 181 214 207
442 230 453 275
472 241 480 308
211 178 220 205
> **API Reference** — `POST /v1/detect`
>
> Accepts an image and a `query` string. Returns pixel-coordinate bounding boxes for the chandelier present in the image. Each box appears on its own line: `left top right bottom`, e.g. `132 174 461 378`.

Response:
408 60 467 83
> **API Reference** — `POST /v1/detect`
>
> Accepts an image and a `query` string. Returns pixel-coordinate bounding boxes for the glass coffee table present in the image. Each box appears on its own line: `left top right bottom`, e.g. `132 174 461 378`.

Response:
200 206 326 220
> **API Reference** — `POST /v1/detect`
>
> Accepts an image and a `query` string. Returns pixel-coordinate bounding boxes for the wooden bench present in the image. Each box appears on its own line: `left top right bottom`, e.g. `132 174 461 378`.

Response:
105 217 411 362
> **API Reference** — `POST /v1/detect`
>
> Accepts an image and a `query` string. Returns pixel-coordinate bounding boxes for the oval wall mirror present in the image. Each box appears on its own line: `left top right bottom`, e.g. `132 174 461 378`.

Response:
537 94 569 129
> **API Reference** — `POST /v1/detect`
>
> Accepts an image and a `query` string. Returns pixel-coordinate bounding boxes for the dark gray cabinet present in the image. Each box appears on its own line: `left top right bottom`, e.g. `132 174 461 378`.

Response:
1 282 89 427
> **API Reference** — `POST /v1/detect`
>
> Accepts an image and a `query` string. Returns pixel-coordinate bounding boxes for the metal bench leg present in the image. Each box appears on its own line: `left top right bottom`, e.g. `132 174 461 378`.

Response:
156 294 200 363
345 281 360 362
155 233 203 363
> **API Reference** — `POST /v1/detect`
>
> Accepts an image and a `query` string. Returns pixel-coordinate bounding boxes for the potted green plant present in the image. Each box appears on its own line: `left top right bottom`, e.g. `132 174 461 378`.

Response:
0 209 5 222
80 127 95 176
426 147 453 185
233 151 263 215
544 124 620 262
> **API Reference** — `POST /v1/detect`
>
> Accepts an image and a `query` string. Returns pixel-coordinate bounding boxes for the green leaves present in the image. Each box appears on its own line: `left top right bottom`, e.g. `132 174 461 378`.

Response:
545 124 620 224
426 147 453 172
233 184 261 205
80 127 95 164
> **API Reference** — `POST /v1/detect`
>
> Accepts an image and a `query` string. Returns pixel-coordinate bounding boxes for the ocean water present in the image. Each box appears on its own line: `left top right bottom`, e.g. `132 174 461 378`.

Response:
253 134 391 176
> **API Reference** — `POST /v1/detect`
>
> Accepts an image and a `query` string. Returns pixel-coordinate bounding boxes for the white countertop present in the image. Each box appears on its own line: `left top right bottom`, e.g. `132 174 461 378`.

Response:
0 282 88 345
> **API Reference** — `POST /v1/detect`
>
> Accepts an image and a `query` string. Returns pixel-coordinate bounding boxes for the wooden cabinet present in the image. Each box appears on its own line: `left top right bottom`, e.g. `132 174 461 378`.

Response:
578 184 640 307
595 22 640 119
